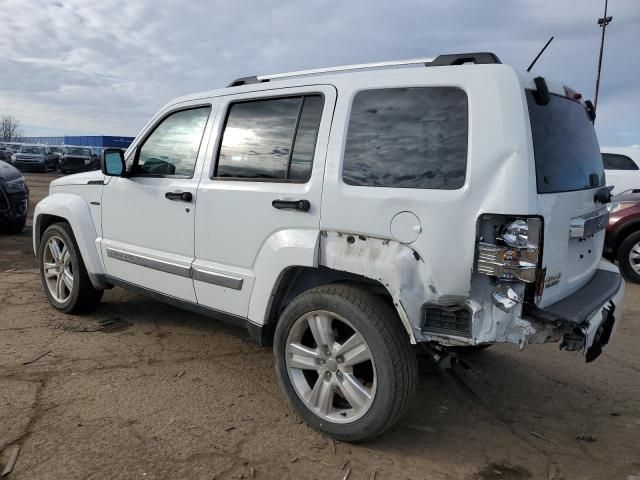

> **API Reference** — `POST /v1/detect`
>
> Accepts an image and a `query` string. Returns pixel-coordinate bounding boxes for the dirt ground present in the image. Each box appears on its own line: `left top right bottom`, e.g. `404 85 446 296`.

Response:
1 172 639 480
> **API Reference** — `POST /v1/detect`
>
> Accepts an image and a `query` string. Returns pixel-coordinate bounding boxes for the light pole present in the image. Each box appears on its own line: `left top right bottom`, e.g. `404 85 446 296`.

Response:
594 0 612 114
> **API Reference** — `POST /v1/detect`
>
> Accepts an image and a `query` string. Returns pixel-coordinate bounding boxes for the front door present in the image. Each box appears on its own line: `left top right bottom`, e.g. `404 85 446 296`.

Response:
100 103 214 302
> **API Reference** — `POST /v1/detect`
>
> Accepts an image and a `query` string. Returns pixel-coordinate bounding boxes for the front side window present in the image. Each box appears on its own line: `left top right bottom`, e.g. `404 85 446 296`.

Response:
602 153 638 171
342 87 468 189
134 106 211 177
215 94 324 182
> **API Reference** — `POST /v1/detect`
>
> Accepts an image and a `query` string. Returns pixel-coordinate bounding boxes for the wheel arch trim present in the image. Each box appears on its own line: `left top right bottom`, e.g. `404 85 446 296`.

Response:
34 194 105 283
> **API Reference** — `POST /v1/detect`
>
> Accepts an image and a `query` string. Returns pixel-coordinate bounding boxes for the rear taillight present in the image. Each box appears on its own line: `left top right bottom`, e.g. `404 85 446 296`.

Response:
475 216 543 311
476 217 542 283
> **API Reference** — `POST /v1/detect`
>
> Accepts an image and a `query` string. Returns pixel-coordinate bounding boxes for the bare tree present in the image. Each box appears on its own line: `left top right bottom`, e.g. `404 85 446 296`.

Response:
1 115 22 141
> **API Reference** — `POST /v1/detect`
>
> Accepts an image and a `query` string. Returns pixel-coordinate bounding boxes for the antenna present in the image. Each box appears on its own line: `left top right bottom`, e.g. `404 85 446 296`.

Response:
594 0 613 112
526 36 554 72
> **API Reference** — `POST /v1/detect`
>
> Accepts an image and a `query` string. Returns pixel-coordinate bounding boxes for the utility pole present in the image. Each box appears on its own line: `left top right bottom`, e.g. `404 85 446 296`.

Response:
594 0 612 113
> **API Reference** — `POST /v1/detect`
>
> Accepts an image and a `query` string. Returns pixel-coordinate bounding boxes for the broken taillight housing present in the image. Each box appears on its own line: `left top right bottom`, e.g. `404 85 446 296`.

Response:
476 216 543 284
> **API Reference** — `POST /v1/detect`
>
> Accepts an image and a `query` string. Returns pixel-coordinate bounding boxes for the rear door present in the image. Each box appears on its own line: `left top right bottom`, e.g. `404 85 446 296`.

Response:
526 91 610 306
193 85 335 317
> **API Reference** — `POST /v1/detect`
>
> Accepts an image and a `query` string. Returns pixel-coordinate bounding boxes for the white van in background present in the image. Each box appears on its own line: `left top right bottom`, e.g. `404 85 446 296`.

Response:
602 146 640 195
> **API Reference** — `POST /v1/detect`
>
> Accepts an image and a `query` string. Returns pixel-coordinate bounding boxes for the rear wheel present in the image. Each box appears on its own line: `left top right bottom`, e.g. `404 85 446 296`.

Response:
617 231 640 283
274 284 417 442
39 222 103 313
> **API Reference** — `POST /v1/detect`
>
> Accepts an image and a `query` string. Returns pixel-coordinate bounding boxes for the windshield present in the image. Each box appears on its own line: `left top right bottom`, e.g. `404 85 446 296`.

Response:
20 146 45 154
527 91 604 194
67 147 91 156
49 146 61 153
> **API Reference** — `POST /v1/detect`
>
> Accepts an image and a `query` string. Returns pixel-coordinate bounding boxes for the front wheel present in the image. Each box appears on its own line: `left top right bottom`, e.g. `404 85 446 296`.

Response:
617 231 640 283
39 222 103 313
274 284 417 442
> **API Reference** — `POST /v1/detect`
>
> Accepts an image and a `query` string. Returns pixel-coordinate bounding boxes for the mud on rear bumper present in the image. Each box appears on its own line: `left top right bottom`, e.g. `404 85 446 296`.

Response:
527 262 624 362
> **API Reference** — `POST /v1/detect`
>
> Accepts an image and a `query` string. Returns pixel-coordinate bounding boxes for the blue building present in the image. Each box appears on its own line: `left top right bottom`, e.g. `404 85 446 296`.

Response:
17 135 135 149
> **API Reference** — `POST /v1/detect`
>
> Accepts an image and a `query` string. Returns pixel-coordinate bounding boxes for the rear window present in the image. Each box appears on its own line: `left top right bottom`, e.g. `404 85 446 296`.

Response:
342 87 468 189
527 91 604 193
602 153 638 170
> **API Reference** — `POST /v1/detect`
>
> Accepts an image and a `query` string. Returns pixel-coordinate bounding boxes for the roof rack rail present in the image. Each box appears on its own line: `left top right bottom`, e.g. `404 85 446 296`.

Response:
227 52 501 87
257 57 435 81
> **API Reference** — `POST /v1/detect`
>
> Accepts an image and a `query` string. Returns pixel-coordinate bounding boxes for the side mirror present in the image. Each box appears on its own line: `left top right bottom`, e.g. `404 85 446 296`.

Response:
102 149 126 176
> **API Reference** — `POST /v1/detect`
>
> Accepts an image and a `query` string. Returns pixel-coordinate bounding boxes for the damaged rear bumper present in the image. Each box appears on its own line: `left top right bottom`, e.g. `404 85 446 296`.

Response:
528 261 624 362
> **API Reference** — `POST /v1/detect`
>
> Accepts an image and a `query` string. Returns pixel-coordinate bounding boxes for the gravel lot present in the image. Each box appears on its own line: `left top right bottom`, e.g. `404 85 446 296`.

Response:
1 172 639 480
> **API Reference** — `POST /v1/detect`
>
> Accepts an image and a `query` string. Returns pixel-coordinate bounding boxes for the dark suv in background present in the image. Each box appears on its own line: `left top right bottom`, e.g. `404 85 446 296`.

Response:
0 143 22 162
0 159 29 233
12 145 58 172
60 146 99 173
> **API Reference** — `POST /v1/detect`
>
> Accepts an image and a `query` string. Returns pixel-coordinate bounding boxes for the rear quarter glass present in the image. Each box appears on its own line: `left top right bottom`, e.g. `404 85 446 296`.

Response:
342 86 468 190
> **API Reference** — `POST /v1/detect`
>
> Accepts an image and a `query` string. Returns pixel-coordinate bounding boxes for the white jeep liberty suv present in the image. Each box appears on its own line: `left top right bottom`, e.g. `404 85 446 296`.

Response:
34 52 624 441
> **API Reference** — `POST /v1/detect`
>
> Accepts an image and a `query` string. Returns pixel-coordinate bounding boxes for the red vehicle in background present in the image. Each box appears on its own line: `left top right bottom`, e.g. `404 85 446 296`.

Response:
605 189 640 282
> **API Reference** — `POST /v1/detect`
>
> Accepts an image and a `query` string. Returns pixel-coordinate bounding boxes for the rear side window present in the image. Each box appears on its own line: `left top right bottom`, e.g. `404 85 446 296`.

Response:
602 153 638 170
527 92 604 193
342 87 468 189
216 95 324 182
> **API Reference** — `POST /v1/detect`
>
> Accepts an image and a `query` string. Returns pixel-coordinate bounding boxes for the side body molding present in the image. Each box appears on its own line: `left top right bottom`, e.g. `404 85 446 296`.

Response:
33 193 105 280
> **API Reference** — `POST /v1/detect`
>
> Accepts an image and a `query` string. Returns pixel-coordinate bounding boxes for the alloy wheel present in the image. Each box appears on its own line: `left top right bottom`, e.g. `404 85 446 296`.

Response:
285 310 377 423
629 241 640 275
43 235 73 303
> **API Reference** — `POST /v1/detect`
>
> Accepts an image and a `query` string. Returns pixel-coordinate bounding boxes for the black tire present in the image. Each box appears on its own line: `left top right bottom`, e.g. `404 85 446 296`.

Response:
274 284 417 442
38 222 103 313
617 231 640 283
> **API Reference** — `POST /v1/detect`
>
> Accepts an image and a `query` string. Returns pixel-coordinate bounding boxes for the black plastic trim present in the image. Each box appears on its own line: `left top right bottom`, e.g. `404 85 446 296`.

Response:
526 269 621 326
227 76 270 87
428 52 501 66
532 77 550 105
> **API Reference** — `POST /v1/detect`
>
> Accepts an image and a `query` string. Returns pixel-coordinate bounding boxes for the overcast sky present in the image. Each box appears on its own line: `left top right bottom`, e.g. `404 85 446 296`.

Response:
0 0 638 146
